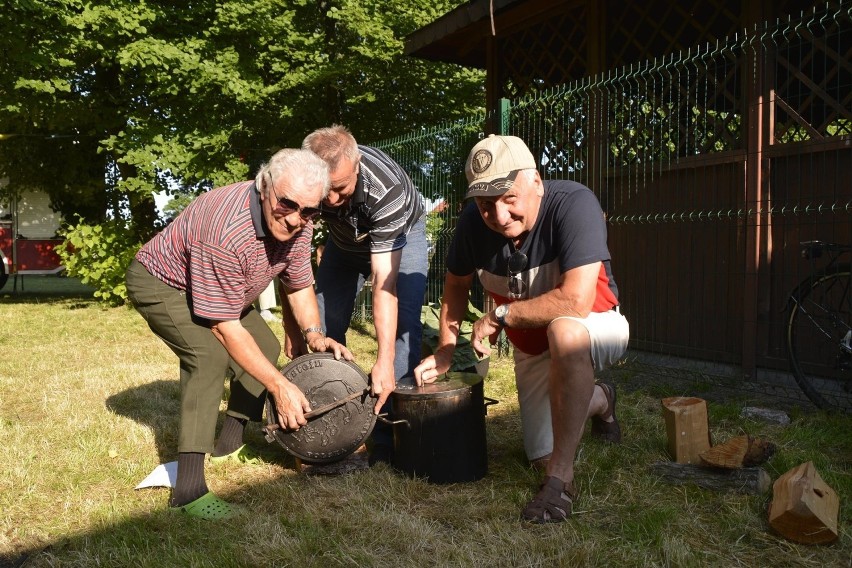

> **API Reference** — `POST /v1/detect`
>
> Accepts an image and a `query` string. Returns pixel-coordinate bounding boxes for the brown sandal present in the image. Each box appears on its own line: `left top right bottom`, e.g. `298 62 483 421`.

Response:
591 381 621 443
521 476 578 523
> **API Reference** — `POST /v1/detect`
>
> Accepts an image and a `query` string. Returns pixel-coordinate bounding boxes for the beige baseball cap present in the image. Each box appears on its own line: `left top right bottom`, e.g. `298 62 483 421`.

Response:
464 134 537 199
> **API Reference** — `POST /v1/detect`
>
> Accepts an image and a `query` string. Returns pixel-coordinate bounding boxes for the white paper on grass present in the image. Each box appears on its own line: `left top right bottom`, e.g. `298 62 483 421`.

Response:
135 461 178 489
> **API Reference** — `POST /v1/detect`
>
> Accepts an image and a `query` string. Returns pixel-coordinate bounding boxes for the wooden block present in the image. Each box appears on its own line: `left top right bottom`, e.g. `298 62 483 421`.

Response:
769 461 839 544
661 397 711 464
649 461 771 494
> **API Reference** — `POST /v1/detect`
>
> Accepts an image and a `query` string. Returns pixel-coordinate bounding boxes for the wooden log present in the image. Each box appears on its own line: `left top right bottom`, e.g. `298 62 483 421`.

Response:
649 461 771 494
769 461 839 544
661 397 712 464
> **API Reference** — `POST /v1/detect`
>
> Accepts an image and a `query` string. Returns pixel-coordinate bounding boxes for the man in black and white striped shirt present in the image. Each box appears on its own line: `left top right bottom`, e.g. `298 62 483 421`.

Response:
293 125 428 466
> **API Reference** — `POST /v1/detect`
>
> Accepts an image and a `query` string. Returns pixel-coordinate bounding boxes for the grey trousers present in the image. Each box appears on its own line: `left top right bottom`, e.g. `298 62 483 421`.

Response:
126 260 280 453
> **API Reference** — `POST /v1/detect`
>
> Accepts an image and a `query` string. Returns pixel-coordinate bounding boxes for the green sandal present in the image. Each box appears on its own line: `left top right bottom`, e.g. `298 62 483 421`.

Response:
178 492 239 520
209 444 263 465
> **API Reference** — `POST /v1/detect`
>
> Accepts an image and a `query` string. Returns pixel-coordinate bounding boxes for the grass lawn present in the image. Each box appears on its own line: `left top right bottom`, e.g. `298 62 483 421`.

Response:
1 277 849 567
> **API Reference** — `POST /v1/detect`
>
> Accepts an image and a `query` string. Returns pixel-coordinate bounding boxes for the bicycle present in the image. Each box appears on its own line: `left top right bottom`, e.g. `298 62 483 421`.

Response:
785 240 851 412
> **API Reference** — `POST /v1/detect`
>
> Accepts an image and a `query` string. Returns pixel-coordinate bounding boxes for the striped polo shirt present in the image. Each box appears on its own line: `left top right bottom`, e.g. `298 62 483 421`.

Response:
135 180 314 321
320 145 425 254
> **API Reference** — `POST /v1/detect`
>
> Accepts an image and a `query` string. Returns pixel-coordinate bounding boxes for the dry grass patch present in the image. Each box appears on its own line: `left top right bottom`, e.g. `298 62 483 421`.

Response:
1 280 849 567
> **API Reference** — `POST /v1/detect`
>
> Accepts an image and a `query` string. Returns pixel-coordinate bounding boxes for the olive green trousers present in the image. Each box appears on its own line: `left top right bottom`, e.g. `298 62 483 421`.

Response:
126 259 280 453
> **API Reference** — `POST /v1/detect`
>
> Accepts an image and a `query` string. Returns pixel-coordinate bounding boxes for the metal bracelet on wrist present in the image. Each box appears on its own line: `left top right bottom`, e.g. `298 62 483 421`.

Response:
302 326 325 338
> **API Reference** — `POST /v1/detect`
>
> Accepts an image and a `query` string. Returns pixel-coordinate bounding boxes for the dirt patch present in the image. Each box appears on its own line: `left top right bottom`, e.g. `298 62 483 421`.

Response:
598 353 824 414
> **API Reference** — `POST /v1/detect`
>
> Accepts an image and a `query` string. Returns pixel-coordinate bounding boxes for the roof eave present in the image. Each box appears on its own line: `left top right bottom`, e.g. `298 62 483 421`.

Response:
403 0 525 68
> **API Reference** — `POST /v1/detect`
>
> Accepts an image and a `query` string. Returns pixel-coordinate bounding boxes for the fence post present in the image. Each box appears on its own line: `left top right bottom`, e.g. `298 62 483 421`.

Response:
481 98 513 355
742 28 768 380
497 98 510 135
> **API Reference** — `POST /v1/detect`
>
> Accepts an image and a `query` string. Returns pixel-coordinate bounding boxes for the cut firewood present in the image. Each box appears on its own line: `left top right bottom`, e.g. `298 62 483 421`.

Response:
769 461 839 544
649 461 771 494
661 397 711 464
699 435 776 469
743 437 777 466
700 435 748 468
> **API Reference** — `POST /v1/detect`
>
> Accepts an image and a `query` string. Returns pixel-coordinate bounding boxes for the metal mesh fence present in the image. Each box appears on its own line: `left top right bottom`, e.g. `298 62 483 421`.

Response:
365 2 851 409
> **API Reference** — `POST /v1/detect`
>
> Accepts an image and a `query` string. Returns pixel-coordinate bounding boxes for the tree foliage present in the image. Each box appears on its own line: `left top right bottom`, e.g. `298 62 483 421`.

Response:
0 0 482 301
57 218 140 305
161 192 198 223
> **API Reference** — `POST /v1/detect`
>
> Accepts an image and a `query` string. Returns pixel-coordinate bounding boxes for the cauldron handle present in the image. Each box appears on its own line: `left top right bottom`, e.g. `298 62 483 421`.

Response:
376 413 410 428
484 397 499 407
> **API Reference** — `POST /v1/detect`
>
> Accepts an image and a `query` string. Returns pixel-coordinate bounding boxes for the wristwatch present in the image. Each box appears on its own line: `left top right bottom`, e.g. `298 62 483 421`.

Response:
494 304 510 328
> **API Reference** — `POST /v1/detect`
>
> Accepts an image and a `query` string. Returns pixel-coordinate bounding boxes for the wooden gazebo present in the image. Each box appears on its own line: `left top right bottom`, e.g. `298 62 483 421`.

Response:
405 0 823 111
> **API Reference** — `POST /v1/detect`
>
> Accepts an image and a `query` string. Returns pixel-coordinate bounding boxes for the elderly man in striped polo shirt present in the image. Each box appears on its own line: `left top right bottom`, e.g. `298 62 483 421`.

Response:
126 148 351 519
293 125 428 466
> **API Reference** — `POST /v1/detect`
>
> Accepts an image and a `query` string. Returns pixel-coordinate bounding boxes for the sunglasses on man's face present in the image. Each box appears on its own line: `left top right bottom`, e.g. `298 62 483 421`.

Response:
274 196 321 221
507 250 528 299
267 172 322 221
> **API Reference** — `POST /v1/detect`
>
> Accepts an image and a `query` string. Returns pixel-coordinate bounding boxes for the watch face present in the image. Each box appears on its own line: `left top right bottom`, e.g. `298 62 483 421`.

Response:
496 304 508 321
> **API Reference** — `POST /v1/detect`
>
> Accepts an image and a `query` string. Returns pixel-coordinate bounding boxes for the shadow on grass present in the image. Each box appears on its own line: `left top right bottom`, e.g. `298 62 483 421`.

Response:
603 354 834 415
0 274 96 306
0 481 302 568
105 381 296 469
105 380 182 464
4 391 530 568
0 442 535 568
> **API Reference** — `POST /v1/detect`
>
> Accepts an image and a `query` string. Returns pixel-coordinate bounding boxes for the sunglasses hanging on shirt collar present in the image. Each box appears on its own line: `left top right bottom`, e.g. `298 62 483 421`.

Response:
507 250 528 299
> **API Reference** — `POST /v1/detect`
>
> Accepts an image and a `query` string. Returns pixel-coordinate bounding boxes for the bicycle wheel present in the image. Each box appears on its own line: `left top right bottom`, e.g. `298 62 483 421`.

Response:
786 263 852 412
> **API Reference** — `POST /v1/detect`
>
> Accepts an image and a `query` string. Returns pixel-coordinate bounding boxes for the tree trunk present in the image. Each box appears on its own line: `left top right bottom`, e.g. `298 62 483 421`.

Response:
121 161 158 241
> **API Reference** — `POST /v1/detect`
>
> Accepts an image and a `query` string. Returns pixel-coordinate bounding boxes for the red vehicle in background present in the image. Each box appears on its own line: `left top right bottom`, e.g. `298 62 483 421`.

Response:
0 191 65 290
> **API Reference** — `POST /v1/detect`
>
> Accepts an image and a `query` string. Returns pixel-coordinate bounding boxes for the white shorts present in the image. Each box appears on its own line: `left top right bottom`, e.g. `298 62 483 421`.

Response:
513 309 629 460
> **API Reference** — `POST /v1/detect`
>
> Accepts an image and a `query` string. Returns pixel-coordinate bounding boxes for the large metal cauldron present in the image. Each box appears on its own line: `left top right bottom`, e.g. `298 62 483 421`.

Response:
389 372 497 484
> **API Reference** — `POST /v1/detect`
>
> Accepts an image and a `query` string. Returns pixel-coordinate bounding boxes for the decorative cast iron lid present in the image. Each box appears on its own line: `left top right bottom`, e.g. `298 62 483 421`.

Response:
264 353 375 464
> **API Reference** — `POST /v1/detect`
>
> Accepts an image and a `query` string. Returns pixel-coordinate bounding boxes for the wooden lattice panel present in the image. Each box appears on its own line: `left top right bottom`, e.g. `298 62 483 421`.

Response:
608 0 740 70
493 0 830 105
512 91 590 179
771 4 852 143
498 3 587 99
655 48 743 157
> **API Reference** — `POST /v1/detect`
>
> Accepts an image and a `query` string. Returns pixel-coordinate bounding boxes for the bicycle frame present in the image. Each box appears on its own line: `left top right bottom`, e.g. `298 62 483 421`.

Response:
798 240 852 263
786 240 852 411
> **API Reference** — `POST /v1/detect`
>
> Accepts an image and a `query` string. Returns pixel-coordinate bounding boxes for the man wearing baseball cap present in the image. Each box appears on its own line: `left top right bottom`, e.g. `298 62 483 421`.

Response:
415 134 629 523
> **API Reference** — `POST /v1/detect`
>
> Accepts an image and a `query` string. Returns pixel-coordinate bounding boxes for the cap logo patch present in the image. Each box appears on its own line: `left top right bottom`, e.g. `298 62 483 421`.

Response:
471 149 493 174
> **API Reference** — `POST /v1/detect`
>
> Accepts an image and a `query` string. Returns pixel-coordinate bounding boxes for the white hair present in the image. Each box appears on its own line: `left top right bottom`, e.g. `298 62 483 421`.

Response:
521 168 538 184
255 148 331 200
